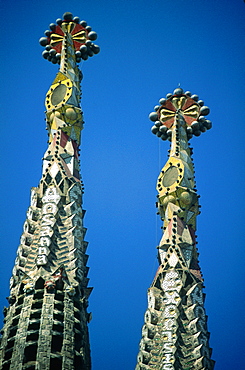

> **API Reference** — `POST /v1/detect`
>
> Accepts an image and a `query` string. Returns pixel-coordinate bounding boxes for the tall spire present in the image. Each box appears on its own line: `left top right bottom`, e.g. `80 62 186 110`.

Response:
135 87 214 369
0 12 99 370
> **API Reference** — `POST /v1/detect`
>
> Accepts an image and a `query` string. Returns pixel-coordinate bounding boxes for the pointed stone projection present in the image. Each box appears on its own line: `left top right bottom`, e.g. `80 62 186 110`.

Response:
0 12 99 370
135 88 215 370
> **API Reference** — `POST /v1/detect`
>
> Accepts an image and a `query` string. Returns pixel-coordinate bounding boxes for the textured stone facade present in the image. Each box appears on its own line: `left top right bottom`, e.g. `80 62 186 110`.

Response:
135 89 215 370
0 12 99 370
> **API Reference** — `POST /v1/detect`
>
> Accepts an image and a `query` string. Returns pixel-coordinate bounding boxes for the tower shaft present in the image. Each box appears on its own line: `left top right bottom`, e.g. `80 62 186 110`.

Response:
136 90 214 370
0 13 99 370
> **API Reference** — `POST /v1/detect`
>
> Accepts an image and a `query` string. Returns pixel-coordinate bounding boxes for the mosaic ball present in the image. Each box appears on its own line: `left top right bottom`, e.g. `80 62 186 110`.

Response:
162 195 176 206
65 108 77 120
180 191 192 205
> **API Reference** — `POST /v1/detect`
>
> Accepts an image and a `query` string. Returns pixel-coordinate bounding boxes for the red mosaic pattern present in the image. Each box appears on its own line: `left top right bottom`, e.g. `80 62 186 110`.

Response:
48 23 88 53
158 95 200 128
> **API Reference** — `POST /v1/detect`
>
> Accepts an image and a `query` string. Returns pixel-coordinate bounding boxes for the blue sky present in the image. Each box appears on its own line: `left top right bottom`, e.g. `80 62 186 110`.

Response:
0 0 244 369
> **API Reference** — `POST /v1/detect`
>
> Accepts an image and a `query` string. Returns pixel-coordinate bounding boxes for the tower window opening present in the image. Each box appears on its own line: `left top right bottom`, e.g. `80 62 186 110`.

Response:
17 295 24 305
26 330 39 342
74 335 82 352
31 300 42 309
33 291 44 300
74 354 83 368
5 337 15 350
11 317 19 327
9 326 17 338
51 334 63 353
35 278 45 291
54 312 64 321
74 298 81 310
54 301 63 311
74 310 80 320
74 321 81 331
50 357 62 368
55 292 64 302
3 347 13 361
52 322 64 333
75 331 82 341
30 309 42 319
2 361 11 370
23 343 38 363
28 320 40 331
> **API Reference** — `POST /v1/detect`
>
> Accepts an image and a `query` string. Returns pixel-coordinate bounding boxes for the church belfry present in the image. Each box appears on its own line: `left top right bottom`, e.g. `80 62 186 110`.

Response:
0 12 99 370
135 88 215 370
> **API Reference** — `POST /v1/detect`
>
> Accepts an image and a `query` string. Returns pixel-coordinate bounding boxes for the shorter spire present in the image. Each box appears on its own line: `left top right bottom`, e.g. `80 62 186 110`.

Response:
135 88 214 370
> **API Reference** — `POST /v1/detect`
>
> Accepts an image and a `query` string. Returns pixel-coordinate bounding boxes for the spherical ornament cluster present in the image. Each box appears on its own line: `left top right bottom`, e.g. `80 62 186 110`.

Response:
39 12 100 64
149 88 212 141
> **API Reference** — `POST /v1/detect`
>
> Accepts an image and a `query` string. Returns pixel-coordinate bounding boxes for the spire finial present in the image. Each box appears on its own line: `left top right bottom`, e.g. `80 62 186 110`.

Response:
39 12 100 64
149 88 212 141
39 14 100 146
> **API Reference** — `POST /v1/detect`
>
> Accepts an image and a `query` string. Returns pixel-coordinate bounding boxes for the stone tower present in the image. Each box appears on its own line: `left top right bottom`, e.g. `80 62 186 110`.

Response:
135 88 215 370
0 12 99 370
